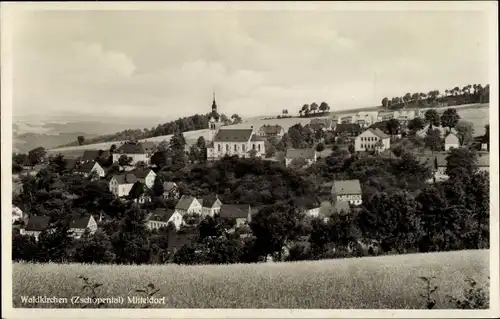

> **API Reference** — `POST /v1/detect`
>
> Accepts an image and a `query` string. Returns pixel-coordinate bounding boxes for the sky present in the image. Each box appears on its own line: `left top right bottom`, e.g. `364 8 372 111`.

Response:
8 3 492 120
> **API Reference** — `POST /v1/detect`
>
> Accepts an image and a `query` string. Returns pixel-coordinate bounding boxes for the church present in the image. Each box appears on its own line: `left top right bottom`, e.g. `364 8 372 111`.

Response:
206 93 266 160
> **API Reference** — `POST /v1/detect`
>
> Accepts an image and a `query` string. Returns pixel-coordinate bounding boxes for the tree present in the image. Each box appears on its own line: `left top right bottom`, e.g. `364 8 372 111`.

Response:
310 102 318 114
231 114 242 124
48 154 67 175
250 202 305 260
77 135 85 146
151 150 169 168
28 147 46 166
315 143 325 153
381 97 389 109
445 148 478 181
407 117 425 135
135 161 147 169
301 104 310 117
319 101 329 113
128 181 145 201
37 221 74 262
424 128 443 154
118 155 133 167
112 207 151 264
385 119 401 136
455 120 475 146
415 186 448 252
73 230 115 263
170 131 186 151
424 109 441 129
483 124 489 151
440 108 460 133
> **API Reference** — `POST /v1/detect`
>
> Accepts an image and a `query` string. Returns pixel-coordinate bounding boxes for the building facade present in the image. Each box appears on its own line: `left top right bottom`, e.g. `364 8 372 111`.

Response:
332 179 363 205
354 128 391 152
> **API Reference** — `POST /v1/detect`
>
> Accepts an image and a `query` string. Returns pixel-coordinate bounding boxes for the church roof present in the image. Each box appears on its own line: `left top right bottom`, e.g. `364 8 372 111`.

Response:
214 129 254 142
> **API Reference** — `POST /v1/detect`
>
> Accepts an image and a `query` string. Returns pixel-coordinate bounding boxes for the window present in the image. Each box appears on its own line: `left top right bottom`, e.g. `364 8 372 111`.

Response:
234 144 237 152
252 144 255 150
258 144 261 151
242 144 246 152
218 144 221 152
226 144 229 152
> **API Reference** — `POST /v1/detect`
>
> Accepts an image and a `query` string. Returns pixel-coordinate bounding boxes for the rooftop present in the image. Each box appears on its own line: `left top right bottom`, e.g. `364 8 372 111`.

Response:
285 148 316 160
332 179 362 195
214 129 254 142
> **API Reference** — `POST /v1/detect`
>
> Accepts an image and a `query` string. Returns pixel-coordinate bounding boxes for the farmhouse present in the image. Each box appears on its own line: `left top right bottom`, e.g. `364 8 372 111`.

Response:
284 148 317 167
175 195 202 215
332 179 363 206
207 128 266 160
219 204 253 227
81 150 110 163
199 195 223 217
20 216 51 241
445 133 460 151
354 128 390 152
112 141 156 165
131 168 156 189
109 173 138 198
146 208 184 231
258 124 285 139
75 161 106 178
163 181 180 199
69 215 98 239
308 118 334 131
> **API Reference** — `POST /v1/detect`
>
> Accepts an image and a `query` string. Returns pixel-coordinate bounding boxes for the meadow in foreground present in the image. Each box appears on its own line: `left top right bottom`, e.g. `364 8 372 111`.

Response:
13 249 489 309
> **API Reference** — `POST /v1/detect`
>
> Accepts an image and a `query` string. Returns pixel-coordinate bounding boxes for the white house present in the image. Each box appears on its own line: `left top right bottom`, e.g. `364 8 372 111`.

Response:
112 141 156 165
20 216 51 241
146 208 184 231
284 148 317 167
132 168 156 189
75 161 106 178
69 215 98 239
332 179 363 206
175 195 203 215
199 195 223 217
258 125 285 139
354 128 391 152
207 128 266 160
355 111 379 126
109 173 138 198
445 133 460 151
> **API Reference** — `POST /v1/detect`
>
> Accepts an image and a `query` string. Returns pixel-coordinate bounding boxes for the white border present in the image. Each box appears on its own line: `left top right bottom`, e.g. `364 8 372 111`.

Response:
1 1 499 318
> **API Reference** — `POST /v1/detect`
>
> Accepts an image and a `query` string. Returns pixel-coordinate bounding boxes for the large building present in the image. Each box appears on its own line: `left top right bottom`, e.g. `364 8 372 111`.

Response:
206 93 265 160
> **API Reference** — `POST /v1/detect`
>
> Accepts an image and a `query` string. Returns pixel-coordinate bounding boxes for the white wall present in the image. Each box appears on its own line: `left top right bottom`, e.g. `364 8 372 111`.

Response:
208 141 265 159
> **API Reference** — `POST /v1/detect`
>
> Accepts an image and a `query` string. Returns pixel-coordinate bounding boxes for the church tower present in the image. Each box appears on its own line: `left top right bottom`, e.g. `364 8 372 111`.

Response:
208 91 221 141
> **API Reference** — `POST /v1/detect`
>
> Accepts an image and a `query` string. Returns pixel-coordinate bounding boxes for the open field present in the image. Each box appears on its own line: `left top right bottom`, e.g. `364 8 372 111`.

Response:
13 250 489 309
47 103 490 158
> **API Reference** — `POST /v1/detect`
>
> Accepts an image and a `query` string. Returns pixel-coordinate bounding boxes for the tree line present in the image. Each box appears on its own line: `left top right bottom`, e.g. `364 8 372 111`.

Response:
381 84 490 110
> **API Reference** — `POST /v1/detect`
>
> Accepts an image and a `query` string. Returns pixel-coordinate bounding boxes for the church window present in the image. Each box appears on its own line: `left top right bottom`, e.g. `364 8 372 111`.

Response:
234 144 238 152
218 144 221 152
242 144 246 152
258 144 261 151
252 144 255 150
226 144 229 152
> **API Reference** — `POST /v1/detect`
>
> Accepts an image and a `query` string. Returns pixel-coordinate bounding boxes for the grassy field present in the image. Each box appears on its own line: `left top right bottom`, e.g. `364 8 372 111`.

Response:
12 250 489 309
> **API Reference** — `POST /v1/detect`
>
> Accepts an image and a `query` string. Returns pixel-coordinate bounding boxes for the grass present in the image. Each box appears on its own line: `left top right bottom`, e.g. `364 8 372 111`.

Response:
13 249 489 309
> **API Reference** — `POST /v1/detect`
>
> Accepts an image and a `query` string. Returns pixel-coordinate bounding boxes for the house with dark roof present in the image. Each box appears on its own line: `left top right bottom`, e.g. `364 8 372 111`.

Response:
112 141 156 165
307 118 335 131
332 179 363 205
175 195 202 215
64 158 79 171
163 182 180 200
284 148 317 167
131 168 156 188
20 216 51 241
418 152 489 184
146 208 184 230
109 173 138 198
258 124 285 139
69 214 98 239
81 150 110 163
199 195 223 217
354 128 391 152
219 204 253 227
167 231 198 255
334 123 362 139
305 200 351 221
75 161 106 178
206 128 266 160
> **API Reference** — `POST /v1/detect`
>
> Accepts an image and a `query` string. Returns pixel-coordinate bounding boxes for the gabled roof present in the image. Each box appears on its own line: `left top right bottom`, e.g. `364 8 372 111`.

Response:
75 161 98 173
250 134 265 142
332 179 362 195
259 125 284 135
285 148 316 160
316 149 333 159
213 129 253 142
199 195 220 208
132 168 154 179
163 182 178 191
175 195 198 210
334 201 351 213
70 215 93 229
82 150 110 162
445 133 459 143
111 173 138 185
368 128 390 139
219 204 250 219
146 208 176 223
115 142 156 155
24 216 50 231
335 123 362 133
64 159 78 170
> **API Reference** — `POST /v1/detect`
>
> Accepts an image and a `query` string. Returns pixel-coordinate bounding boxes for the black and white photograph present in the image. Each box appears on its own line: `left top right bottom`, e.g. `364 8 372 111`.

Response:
1 1 498 318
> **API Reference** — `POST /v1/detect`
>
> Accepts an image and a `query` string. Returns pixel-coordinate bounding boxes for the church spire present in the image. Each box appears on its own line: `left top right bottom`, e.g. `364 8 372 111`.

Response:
212 91 217 112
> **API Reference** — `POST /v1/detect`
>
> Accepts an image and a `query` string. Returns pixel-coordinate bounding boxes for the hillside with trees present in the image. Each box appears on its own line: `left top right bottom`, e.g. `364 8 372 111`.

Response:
381 84 490 110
